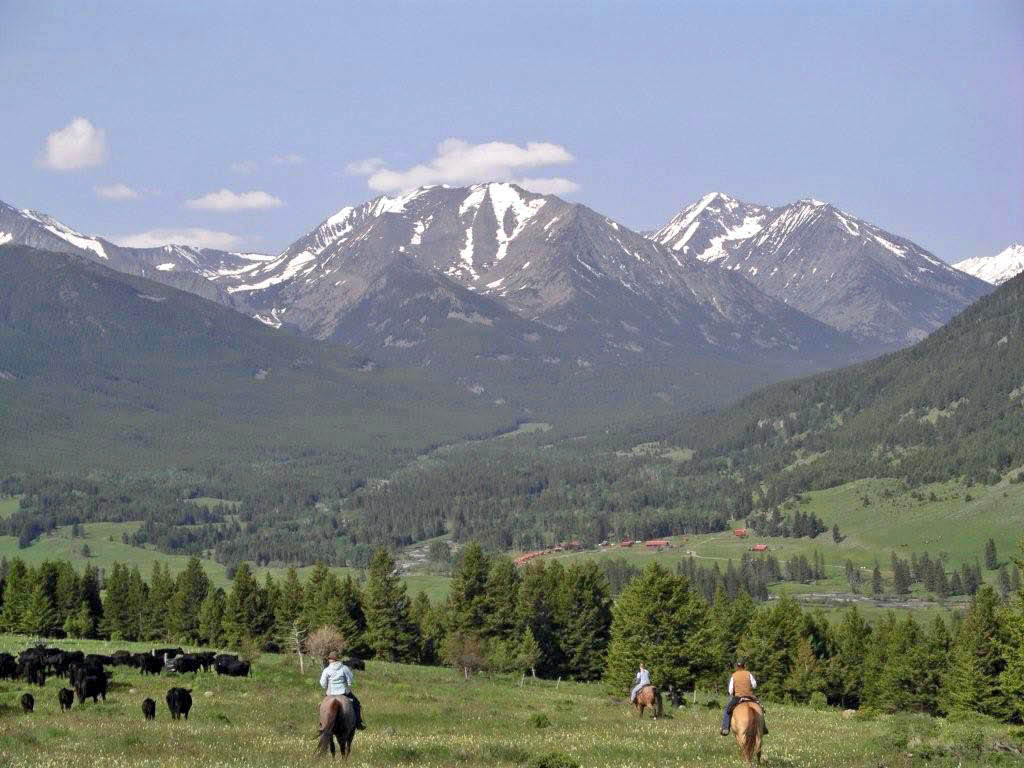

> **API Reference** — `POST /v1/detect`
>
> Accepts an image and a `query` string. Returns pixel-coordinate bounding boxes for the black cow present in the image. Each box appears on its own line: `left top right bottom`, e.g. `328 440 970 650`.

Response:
166 654 201 674
214 653 238 665
0 652 17 680
19 660 46 687
84 653 114 667
74 674 108 704
70 661 107 687
215 658 250 677
21 692 34 712
142 697 156 720
134 653 163 675
111 650 137 667
166 687 192 720
195 651 217 671
344 657 365 671
58 687 75 711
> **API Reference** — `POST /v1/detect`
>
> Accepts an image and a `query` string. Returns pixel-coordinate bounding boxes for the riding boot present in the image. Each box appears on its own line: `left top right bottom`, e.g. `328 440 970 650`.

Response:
346 692 366 729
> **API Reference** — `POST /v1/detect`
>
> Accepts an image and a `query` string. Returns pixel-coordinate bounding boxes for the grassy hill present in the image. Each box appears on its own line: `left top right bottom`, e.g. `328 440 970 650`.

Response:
1 636 1017 767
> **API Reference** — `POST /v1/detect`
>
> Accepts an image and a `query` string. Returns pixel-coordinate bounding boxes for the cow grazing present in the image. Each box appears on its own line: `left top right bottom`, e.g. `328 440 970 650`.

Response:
215 658 250 677
21 693 34 713
166 687 192 720
58 687 74 711
344 657 365 671
195 651 217 672
142 698 156 720
0 653 17 680
134 653 163 675
166 654 201 674
74 674 108 704
153 647 184 662
19 660 46 687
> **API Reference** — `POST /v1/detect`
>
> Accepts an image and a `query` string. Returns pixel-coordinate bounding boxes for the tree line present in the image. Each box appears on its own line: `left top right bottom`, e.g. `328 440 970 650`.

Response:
1 541 1021 724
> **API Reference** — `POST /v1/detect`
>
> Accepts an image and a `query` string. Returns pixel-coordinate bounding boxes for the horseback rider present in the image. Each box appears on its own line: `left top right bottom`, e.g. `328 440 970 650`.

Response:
720 659 767 736
320 651 366 730
629 663 652 703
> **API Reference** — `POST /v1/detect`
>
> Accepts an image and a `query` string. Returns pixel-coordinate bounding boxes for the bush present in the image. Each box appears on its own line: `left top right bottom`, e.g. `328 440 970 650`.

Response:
809 691 828 710
528 712 551 729
530 752 579 768
306 625 345 665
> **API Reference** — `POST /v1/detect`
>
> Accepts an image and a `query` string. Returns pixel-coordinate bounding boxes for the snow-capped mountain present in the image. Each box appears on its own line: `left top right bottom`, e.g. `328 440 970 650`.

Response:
954 244 1024 285
653 194 992 345
0 200 265 308
225 183 858 369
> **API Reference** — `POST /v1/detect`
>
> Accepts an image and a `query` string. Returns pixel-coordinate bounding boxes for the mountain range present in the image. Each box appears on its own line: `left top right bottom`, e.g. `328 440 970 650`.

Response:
652 192 991 345
0 185 999 413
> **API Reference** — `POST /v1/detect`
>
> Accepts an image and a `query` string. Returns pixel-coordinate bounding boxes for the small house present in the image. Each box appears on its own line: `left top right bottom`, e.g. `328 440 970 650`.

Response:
750 543 768 552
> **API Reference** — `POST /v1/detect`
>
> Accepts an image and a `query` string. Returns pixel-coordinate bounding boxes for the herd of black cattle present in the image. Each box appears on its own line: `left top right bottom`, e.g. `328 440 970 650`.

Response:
1 645 251 720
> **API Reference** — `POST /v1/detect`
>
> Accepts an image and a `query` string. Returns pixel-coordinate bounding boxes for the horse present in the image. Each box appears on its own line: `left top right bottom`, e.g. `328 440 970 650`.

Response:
730 699 764 765
632 684 663 719
315 696 357 759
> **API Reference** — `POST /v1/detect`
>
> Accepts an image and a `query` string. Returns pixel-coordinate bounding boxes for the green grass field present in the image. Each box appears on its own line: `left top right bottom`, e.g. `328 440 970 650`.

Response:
0 635 1017 767
0 495 21 520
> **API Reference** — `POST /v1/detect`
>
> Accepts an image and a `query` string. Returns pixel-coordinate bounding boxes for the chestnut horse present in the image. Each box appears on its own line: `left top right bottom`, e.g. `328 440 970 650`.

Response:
730 699 764 764
632 685 663 719
315 696 357 759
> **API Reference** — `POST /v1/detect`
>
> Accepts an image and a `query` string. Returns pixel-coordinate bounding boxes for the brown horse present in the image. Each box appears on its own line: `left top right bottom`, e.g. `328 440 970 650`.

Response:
632 685 663 719
315 696 357 759
730 699 764 764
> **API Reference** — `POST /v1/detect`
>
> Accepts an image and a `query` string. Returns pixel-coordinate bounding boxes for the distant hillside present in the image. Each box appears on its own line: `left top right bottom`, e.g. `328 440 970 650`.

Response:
0 244 516 474
672 271 1024 494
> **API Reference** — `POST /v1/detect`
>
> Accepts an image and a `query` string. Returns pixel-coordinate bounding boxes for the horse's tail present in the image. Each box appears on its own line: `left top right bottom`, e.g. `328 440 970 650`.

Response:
315 699 338 757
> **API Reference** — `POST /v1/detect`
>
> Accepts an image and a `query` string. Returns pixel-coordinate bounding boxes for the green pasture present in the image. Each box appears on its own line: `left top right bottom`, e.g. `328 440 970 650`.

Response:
0 635 1016 767
0 495 21 520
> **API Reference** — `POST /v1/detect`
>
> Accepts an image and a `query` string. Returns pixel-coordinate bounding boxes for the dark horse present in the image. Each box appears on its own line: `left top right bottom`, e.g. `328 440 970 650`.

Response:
316 696 357 759
632 684 663 719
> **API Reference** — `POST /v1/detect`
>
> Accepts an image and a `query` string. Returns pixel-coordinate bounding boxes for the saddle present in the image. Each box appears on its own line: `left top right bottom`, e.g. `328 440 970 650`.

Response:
734 695 763 713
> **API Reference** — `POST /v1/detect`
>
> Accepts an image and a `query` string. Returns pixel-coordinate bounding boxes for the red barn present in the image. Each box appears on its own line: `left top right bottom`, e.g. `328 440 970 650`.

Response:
734 528 748 538
750 543 768 552
645 539 671 550
620 539 634 547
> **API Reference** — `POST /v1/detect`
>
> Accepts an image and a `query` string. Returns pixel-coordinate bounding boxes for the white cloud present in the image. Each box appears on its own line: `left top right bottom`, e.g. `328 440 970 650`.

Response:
185 189 283 211
270 152 305 166
95 183 139 200
231 160 259 174
40 117 108 171
345 157 387 175
352 139 578 193
512 177 581 196
112 228 244 250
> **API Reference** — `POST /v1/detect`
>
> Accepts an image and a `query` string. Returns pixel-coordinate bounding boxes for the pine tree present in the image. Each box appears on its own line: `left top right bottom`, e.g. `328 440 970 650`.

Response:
274 567 305 641
0 558 31 632
80 564 103 636
832 524 841 544
447 542 490 636
223 562 272 648
410 590 442 665
64 600 96 639
482 556 521 642
168 556 210 642
828 606 871 708
871 561 883 596
364 549 416 662
784 636 826 703
198 587 226 646
517 561 565 677
1000 590 1024 723
737 595 803 700
941 586 1009 718
984 538 998 570
560 561 612 681
516 626 542 675
605 563 711 695
143 562 174 640
336 575 371 659
20 582 58 636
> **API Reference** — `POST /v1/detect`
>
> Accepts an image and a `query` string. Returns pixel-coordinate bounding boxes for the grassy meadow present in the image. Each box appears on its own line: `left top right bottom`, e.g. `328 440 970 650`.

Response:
1 635 1018 767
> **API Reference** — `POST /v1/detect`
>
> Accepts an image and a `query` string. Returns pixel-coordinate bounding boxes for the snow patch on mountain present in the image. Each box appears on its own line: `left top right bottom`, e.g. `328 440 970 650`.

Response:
0 232 12 246
954 243 1024 285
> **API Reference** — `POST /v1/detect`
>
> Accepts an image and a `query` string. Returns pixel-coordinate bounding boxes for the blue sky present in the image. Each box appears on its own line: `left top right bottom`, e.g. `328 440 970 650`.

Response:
0 0 1021 261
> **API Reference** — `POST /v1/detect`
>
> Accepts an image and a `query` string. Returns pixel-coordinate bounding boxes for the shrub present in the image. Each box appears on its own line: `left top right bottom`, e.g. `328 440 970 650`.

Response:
809 691 828 710
306 625 345 665
527 712 551 729
530 753 579 768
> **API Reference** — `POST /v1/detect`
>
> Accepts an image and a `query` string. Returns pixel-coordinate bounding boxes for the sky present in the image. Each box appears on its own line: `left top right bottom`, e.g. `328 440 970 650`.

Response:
0 0 1021 262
